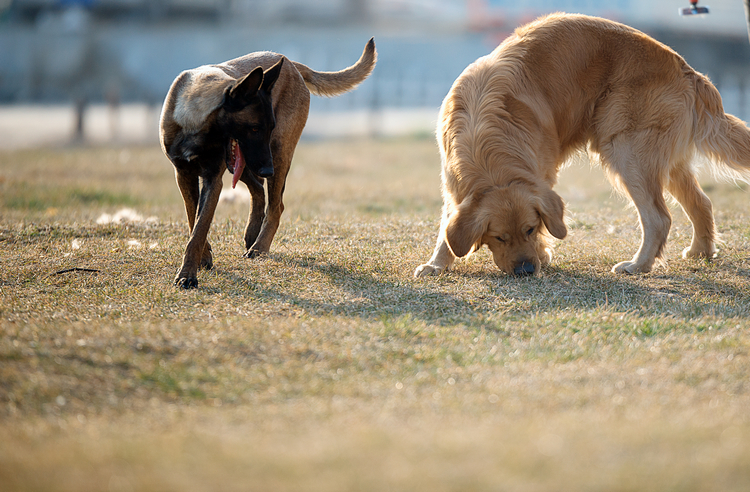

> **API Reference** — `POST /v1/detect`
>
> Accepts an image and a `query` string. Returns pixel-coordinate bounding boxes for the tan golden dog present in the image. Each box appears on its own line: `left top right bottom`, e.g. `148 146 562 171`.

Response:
415 13 750 277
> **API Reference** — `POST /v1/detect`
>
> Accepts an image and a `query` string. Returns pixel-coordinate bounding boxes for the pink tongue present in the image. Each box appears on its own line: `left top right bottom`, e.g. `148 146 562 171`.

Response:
231 143 245 189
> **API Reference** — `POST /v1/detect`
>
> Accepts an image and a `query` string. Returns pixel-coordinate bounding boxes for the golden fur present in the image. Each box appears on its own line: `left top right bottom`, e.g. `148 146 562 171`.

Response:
415 13 750 277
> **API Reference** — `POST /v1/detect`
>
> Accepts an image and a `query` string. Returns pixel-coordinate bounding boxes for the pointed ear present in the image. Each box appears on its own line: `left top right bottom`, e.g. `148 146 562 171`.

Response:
445 194 488 258
222 66 264 111
261 58 284 93
536 188 567 239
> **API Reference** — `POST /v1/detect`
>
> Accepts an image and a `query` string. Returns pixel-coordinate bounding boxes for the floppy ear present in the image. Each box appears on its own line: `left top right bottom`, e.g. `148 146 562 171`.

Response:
536 188 567 239
222 66 264 111
261 58 284 93
445 194 488 258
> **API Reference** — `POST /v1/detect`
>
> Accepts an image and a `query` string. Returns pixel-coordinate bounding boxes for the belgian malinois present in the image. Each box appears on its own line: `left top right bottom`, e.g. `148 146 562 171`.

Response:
160 39 376 288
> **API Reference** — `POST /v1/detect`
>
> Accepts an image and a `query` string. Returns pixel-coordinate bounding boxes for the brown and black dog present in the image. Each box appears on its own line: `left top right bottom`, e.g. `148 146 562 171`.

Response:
160 39 376 288
415 13 750 278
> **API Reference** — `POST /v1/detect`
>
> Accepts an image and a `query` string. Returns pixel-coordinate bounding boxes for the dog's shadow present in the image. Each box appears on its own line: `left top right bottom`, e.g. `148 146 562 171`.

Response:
482 262 750 319
213 253 750 324
214 253 483 324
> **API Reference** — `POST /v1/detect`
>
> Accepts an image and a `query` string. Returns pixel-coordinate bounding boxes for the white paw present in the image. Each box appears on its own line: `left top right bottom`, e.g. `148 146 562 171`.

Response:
612 261 636 274
414 263 445 278
541 247 553 266
612 261 652 274
682 246 717 259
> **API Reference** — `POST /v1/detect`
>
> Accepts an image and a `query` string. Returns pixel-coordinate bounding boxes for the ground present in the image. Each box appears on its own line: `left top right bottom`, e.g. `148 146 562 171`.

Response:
1 139 749 491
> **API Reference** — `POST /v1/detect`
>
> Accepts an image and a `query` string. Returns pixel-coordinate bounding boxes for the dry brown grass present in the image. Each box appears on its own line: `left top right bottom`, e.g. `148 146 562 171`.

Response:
1 138 749 491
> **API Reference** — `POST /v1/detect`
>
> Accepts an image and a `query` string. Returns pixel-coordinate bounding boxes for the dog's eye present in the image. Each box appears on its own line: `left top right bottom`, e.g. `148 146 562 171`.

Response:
526 227 535 236
495 236 505 243
249 126 260 133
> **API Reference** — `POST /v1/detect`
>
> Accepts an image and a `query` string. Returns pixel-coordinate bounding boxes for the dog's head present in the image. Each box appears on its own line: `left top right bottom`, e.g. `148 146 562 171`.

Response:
445 183 567 275
165 59 284 186
218 59 283 184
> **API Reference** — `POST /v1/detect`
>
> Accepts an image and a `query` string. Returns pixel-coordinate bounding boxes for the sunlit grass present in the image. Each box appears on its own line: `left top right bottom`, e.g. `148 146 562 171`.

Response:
1 139 749 491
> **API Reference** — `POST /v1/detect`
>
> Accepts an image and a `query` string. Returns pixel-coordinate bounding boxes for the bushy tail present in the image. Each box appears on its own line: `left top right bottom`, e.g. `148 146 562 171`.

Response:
693 72 750 181
292 38 377 97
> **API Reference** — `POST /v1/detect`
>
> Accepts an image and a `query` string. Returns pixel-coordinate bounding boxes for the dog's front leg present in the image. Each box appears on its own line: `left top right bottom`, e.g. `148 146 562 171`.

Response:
414 236 456 277
176 170 214 270
175 172 223 288
243 161 289 258
414 210 456 277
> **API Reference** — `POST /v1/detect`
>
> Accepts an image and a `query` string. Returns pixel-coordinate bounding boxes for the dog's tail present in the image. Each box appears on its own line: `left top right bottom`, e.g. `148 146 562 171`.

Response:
693 72 750 181
292 38 377 97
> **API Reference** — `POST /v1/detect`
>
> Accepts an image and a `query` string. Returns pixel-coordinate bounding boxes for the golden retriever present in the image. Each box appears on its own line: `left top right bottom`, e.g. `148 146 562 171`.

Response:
415 13 750 277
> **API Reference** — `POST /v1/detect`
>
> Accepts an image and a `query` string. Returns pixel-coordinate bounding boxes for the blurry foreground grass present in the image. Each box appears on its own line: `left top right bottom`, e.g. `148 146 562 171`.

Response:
1 139 749 491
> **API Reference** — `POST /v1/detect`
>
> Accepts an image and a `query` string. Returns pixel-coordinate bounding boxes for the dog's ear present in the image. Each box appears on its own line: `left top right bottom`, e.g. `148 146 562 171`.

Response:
223 66 264 111
536 188 567 239
445 194 488 258
261 58 284 93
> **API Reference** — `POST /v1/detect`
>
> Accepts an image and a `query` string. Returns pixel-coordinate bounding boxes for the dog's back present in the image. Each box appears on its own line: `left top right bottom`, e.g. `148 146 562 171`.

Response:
440 13 750 195
162 40 377 156
517 14 750 183
215 38 377 97
442 14 688 175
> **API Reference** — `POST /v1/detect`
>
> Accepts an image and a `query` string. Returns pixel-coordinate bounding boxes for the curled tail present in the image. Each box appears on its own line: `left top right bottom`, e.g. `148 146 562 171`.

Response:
292 38 377 97
693 72 750 180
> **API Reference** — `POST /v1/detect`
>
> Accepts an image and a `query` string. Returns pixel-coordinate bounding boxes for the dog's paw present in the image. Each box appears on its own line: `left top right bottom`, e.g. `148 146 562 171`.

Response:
414 263 445 278
612 261 652 274
174 275 198 289
682 246 717 260
540 247 553 266
243 249 267 259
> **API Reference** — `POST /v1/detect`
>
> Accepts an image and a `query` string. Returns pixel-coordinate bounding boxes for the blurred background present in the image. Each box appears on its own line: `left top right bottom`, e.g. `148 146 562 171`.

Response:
0 0 749 148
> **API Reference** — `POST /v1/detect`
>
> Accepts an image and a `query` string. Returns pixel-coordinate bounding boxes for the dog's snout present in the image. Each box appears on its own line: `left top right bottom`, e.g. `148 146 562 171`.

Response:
513 261 535 276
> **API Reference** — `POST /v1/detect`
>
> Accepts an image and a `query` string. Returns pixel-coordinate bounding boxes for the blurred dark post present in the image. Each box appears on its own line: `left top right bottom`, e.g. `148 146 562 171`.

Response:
73 96 86 142
105 80 121 141
60 0 95 144
745 0 750 45
67 2 95 144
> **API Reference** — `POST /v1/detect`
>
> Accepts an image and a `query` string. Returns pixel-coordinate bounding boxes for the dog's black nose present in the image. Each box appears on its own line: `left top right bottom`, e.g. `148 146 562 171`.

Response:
514 262 535 276
256 166 274 178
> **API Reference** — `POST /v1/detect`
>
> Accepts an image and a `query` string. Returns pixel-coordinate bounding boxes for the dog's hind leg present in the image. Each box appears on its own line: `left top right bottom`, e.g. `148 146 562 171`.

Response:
241 173 266 250
174 171 222 288
667 162 718 259
603 136 673 274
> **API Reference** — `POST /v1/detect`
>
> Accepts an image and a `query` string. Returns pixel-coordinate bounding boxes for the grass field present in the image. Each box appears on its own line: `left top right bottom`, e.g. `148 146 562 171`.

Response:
1 138 749 491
